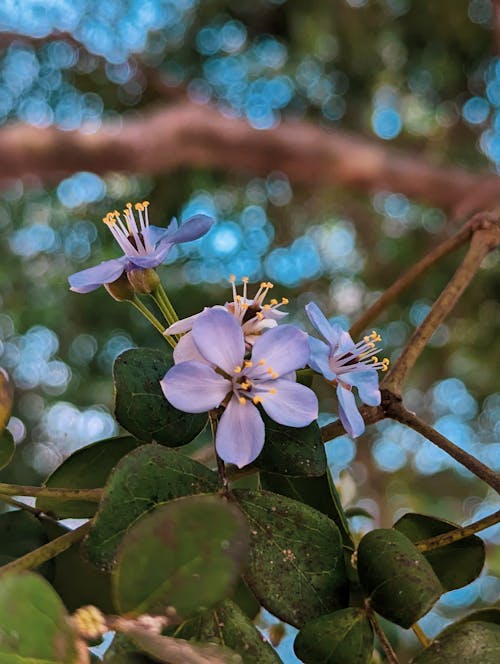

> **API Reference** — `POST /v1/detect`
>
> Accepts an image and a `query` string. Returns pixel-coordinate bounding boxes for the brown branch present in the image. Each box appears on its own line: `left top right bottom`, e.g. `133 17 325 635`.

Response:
0 100 499 214
382 216 500 394
493 0 500 56
416 509 500 552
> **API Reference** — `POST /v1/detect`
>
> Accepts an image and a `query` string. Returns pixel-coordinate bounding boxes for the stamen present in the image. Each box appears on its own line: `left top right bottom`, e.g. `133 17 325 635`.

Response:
244 360 253 367
256 312 264 320
253 396 263 404
269 388 277 395
238 397 246 405
234 366 242 374
270 298 278 305
258 359 266 366
281 298 289 305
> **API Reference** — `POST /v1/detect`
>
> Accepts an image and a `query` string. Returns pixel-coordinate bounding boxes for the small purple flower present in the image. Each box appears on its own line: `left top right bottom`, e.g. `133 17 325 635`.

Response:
305 301 389 438
68 201 213 293
161 308 318 468
165 276 288 364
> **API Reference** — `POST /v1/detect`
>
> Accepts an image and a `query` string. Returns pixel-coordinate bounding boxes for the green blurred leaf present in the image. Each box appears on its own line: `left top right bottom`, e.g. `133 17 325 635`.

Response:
103 633 154 664
294 608 374 664
175 599 280 664
113 495 248 617
255 415 326 476
411 621 500 663
0 511 53 579
357 528 442 628
0 368 13 432
37 435 141 518
234 489 348 628
114 347 207 445
84 444 218 570
230 578 260 620
394 512 485 591
0 572 78 662
345 507 374 520
0 428 15 471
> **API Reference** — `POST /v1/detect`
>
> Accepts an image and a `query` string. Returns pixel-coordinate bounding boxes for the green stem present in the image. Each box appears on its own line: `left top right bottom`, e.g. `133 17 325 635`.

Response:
416 509 500 552
157 283 179 323
0 483 102 501
131 297 175 349
0 521 91 576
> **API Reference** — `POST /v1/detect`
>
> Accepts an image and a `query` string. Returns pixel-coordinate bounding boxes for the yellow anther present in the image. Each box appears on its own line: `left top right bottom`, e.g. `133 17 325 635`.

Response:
126 202 132 208
271 372 279 379
244 360 253 367
235 294 242 301
281 298 289 305
253 395 263 404
368 342 375 349
363 335 370 343
241 303 249 310
230 274 236 283
238 397 246 405
135 202 144 211
240 381 252 390
270 299 278 305
258 359 266 366
263 304 271 310
260 282 267 288
242 276 249 283
267 367 274 374
234 366 242 374
267 282 274 288
143 200 150 207
372 357 379 364
256 312 265 320
269 388 277 395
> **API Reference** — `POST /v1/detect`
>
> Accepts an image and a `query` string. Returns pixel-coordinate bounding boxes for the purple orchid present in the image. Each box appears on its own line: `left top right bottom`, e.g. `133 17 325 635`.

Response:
68 201 213 293
165 276 289 364
305 301 389 438
160 308 318 468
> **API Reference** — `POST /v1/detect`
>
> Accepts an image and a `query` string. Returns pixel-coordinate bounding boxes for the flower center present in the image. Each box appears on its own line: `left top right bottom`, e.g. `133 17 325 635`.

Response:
102 201 151 257
331 330 389 375
231 357 279 405
228 276 289 324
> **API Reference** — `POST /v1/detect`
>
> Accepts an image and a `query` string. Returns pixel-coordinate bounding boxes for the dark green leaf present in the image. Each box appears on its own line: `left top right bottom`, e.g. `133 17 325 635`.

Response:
438 608 500 638
84 444 218 570
260 469 353 549
234 489 348 627
0 429 15 471
175 599 280 664
230 578 260 620
411 621 500 663
114 348 207 445
37 435 141 518
113 495 248 617
357 528 442 628
394 513 485 591
0 572 78 662
294 608 374 664
0 368 13 432
345 507 374 520
0 511 53 579
255 415 326 476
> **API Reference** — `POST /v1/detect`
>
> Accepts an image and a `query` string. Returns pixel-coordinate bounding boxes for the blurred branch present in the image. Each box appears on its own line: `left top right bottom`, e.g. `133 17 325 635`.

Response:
493 0 500 56
0 482 102 501
0 101 500 215
416 509 500 552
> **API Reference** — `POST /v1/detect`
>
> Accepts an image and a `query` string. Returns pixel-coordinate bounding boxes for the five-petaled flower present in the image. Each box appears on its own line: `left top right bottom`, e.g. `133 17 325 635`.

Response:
68 201 213 293
160 308 318 468
305 301 389 438
165 276 289 364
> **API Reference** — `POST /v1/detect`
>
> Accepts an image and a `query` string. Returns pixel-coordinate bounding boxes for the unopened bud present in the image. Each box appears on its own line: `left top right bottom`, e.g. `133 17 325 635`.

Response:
127 268 160 294
104 272 134 301
71 605 107 641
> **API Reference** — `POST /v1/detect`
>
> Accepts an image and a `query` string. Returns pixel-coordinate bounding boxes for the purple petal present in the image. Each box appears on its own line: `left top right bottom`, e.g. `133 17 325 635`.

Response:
127 254 165 269
68 258 126 293
168 214 213 244
160 361 229 413
343 370 381 407
259 379 318 427
216 396 265 468
144 224 170 247
172 332 206 365
337 385 365 437
305 302 336 343
166 312 203 335
250 324 310 377
334 325 357 356
191 308 245 374
308 336 335 380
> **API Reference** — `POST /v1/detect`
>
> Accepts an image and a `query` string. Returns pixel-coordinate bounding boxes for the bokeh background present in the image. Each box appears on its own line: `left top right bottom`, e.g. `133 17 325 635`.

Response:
0 0 499 660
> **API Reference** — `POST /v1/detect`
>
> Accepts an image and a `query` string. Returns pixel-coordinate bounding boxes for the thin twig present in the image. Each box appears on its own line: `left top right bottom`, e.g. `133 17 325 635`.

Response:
0 521 91 576
416 509 500 552
0 483 103 501
365 601 400 664
412 624 431 648
0 493 57 519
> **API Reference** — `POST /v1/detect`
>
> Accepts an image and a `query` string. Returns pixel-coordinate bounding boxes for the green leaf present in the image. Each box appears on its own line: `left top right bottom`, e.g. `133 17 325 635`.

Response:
260 470 353 549
230 579 260 620
0 429 15 471
294 608 374 664
84 444 219 570
113 495 248 617
411 621 500 663
0 572 78 662
103 633 154 663
0 511 53 579
234 489 348 628
255 415 326 476
394 512 485 591
175 599 280 664
357 528 442 628
37 435 142 518
114 347 207 445
345 507 374 520
0 368 13 432
438 608 500 639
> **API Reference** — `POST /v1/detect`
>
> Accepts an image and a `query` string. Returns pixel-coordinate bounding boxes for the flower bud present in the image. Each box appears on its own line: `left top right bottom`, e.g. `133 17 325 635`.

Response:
127 268 160 294
104 273 135 301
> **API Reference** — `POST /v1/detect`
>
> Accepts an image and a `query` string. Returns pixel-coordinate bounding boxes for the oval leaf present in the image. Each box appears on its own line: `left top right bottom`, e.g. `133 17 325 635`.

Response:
37 435 141 518
394 512 485 591
357 528 442 628
113 495 248 617
234 489 348 628
0 368 13 431
0 511 53 579
114 347 207 445
84 444 218 570
0 572 78 662
411 621 500 663
0 428 15 471
294 608 374 664
174 599 280 664
255 415 326 476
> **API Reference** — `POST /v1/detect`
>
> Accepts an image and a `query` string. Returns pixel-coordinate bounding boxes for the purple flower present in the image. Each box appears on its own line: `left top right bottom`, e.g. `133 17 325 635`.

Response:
68 201 213 293
160 308 318 468
165 276 289 364
305 301 389 438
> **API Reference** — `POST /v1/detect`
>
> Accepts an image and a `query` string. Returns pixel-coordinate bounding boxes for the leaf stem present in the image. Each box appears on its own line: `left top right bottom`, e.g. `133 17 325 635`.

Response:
365 601 400 664
0 521 91 576
412 623 431 648
0 483 103 501
416 509 500 552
